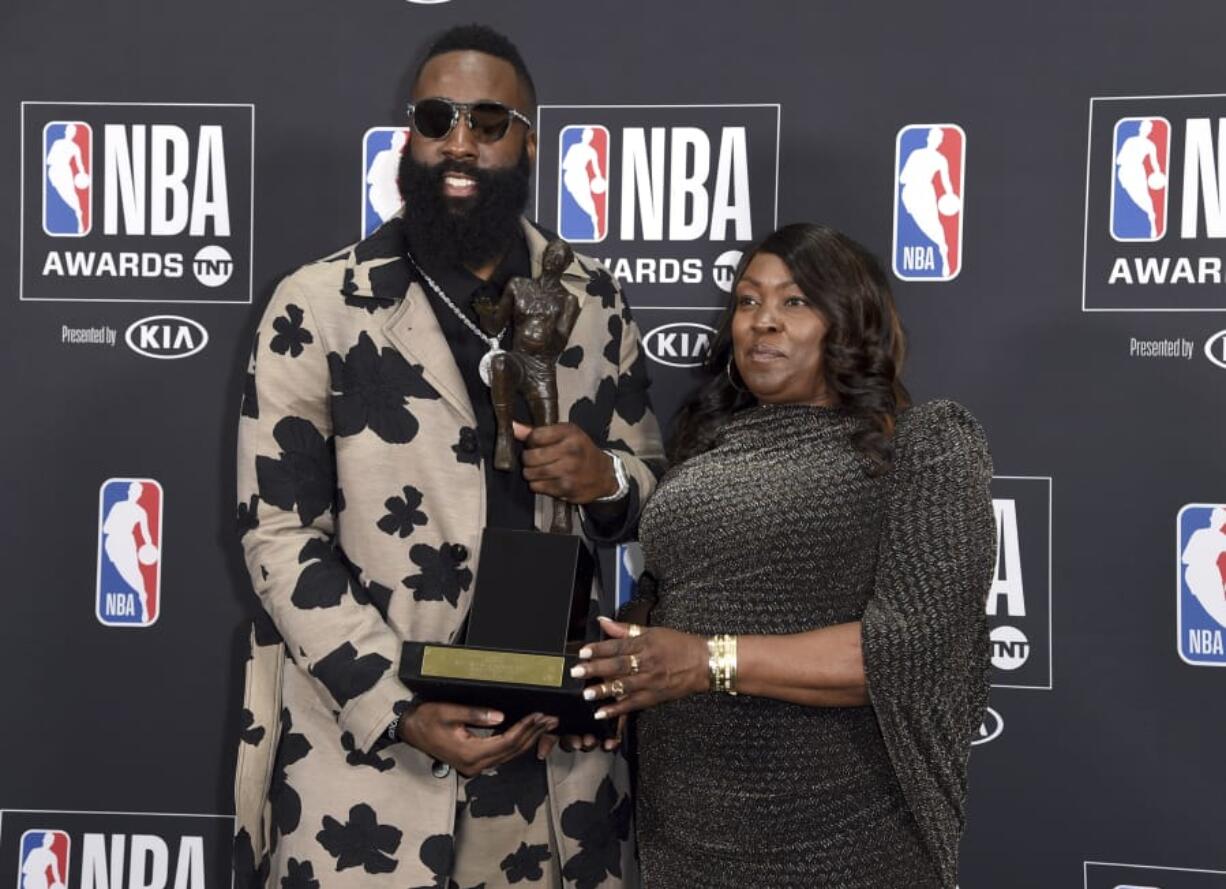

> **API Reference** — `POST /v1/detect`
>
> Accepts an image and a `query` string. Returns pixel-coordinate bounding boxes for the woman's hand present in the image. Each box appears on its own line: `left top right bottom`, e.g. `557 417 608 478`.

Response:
572 616 709 720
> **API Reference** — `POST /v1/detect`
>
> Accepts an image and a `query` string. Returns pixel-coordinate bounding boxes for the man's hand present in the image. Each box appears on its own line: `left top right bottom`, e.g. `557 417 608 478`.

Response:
535 719 626 760
400 703 558 777
514 422 618 503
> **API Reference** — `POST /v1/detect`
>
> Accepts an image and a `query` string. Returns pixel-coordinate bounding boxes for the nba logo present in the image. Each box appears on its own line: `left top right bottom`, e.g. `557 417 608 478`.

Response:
1110 116 1170 241
96 478 163 626
558 125 610 242
362 127 411 238
614 542 643 611
42 121 91 237
17 829 70 889
893 123 965 281
1177 503 1226 666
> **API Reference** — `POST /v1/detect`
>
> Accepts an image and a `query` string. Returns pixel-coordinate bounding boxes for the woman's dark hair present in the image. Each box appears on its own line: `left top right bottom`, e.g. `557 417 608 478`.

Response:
669 223 910 475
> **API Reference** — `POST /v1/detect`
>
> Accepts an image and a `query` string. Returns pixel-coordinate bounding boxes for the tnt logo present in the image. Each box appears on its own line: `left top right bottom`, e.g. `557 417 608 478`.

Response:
362 127 410 238
1111 117 1170 241
1177 503 1226 666
893 124 965 281
18 830 69 889
20 102 253 303
97 478 163 626
536 104 779 310
43 122 92 237
558 125 610 242
712 248 742 292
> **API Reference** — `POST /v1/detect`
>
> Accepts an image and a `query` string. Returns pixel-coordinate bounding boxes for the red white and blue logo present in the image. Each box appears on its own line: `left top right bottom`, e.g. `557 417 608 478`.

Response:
1178 503 1226 666
96 478 163 626
557 125 610 243
42 121 92 237
892 123 965 281
1110 116 1170 241
1082 94 1226 311
362 126 410 238
17 829 69 889
614 542 644 612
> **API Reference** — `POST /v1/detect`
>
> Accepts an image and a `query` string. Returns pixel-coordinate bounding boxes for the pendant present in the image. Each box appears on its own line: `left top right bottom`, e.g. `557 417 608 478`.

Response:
479 347 505 387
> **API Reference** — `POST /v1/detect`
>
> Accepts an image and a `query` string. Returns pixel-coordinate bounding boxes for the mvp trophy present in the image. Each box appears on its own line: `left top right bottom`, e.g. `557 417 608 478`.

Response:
399 240 609 735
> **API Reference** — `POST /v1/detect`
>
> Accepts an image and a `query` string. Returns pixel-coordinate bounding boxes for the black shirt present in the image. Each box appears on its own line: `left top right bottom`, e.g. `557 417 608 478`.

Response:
408 228 538 532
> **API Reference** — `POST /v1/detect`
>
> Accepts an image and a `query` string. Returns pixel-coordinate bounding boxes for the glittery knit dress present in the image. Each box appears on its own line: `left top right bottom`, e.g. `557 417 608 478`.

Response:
633 400 995 889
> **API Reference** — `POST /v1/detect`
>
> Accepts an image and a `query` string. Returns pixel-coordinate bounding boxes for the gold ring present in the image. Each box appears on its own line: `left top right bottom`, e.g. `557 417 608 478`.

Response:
629 654 640 674
628 624 643 638
610 679 626 698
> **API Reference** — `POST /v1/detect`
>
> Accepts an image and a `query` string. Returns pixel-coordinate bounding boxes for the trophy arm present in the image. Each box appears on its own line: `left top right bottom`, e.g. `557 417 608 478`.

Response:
555 292 581 343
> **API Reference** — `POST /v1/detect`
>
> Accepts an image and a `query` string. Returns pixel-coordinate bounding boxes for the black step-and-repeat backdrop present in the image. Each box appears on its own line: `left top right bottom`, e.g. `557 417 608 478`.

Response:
2 1 1223 887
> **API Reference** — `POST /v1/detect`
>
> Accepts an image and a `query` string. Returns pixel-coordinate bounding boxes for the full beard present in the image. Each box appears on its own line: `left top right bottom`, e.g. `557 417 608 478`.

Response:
398 148 531 270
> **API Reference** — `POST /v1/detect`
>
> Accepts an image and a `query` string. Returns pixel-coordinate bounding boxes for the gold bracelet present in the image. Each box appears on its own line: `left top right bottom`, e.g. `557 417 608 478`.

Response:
707 634 738 695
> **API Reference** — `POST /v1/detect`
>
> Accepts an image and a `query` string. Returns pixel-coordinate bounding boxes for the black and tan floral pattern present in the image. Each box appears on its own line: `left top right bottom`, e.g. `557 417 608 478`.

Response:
233 219 664 888
376 485 427 538
270 304 315 358
328 332 438 444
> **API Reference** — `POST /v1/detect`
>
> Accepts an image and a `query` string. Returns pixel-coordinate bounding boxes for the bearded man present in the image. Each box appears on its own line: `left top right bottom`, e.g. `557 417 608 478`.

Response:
232 24 662 889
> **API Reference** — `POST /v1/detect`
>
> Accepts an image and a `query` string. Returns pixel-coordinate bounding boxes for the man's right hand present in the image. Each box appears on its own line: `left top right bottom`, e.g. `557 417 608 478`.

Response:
400 703 558 777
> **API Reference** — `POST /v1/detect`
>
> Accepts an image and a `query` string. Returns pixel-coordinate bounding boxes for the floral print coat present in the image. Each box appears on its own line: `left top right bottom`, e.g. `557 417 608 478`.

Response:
232 218 664 888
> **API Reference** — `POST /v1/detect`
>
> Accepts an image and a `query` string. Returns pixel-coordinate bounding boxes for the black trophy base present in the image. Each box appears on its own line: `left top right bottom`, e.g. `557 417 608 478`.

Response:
400 641 612 738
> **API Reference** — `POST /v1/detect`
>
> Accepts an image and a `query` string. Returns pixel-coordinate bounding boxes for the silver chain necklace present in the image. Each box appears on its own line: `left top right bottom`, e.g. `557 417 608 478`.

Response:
406 251 506 387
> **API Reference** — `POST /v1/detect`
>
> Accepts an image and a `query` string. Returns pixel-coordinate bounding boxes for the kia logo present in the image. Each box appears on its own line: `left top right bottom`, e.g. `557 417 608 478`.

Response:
643 322 716 368
972 707 1003 746
124 315 209 359
1205 329 1226 368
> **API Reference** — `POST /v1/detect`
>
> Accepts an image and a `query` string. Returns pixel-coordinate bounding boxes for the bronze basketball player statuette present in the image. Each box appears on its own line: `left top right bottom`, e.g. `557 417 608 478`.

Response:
473 239 580 534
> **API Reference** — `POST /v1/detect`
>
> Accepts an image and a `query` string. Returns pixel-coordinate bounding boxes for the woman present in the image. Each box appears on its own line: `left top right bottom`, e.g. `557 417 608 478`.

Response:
573 223 995 888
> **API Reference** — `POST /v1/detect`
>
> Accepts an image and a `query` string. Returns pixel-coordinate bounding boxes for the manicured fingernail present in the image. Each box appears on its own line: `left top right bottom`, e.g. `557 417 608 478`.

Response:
579 648 592 660
570 665 586 678
594 709 608 720
583 688 596 701
597 615 612 623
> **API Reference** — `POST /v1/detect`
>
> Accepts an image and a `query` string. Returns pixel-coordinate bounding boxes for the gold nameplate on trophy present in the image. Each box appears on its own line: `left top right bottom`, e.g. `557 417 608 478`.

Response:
420 645 565 688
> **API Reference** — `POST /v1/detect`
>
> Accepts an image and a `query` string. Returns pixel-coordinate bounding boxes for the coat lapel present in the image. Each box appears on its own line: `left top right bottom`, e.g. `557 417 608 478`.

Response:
382 281 475 426
340 217 476 425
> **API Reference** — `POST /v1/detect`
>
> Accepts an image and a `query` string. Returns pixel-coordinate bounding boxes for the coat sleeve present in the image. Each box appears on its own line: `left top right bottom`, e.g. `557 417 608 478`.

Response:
581 281 667 544
237 272 412 753
859 400 996 887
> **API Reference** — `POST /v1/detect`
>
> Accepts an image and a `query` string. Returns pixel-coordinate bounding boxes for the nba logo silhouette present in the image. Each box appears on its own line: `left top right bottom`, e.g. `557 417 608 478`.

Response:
614 542 644 611
17 829 70 889
1110 116 1170 241
362 127 411 238
1177 503 1226 666
42 121 91 237
96 478 164 626
893 124 965 281
558 125 610 243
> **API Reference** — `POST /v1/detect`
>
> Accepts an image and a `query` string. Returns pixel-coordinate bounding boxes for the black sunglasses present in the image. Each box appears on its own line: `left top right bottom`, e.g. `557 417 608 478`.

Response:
406 98 534 143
